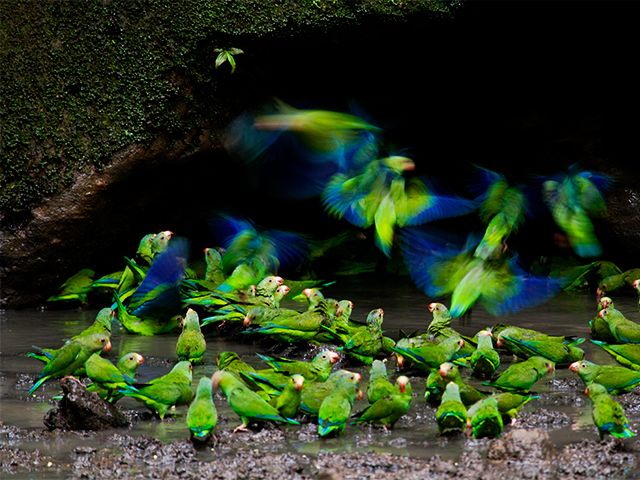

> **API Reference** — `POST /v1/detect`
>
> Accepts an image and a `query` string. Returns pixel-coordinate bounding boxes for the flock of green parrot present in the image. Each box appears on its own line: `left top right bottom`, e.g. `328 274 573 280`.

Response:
31 101 640 445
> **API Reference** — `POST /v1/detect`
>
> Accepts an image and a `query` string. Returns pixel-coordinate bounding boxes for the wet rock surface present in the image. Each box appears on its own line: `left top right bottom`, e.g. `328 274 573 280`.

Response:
43 376 129 431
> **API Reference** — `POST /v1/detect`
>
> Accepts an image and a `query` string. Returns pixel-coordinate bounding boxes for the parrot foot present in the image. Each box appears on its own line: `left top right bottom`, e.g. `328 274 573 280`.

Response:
217 321 227 330
510 418 518 426
233 424 248 433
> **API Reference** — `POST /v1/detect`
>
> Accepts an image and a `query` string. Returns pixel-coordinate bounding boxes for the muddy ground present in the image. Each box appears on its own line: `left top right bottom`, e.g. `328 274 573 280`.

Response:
2 377 640 479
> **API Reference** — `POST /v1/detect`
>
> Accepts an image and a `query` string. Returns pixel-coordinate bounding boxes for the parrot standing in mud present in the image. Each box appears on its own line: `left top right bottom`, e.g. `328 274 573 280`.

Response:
176 308 207 364
491 392 539 424
85 351 143 403
256 350 340 382
590 340 640 371
483 356 555 393
317 374 362 437
272 374 305 419
466 396 504 439
569 360 640 394
435 382 467 435
584 382 635 439
470 330 501 378
26 308 114 365
299 370 362 417
439 362 486 406
28 333 112 395
187 377 218 442
119 361 193 419
598 307 640 344
392 336 465 372
211 370 299 432
351 376 412 430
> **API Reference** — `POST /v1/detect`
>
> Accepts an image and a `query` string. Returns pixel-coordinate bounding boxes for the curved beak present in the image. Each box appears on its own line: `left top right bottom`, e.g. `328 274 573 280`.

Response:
598 309 606 319
633 279 639 289
546 363 555 374
428 303 437 313
356 389 364 401
328 352 340 364
136 354 145 365
569 361 579 373
103 340 112 353
243 315 252 327
395 354 404 368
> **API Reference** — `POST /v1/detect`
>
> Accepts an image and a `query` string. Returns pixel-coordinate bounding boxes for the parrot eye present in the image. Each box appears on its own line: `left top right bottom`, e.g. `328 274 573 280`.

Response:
100 338 106 343
581 362 586 368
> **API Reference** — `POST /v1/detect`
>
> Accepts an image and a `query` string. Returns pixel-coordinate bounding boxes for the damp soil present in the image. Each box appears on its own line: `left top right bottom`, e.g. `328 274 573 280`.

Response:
2 276 640 479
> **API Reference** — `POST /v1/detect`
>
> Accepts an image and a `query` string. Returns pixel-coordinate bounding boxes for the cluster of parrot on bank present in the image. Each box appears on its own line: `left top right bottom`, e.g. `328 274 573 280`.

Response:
34 102 640 443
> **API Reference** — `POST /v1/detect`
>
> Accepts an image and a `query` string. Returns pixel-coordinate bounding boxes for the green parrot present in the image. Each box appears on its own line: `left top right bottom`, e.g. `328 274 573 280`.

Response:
424 368 447 405
85 351 143 403
483 356 555 392
491 392 539 423
272 374 305 419
542 168 609 258
217 351 255 377
299 370 362 417
28 333 112 395
435 382 467 435
494 324 573 347
569 360 640 394
590 296 616 342
27 307 114 364
176 308 207 364
597 273 628 298
591 340 640 371
256 350 340 382
438 362 486 406
47 268 95 304
466 397 504 439
211 370 299 432
184 247 225 292
351 376 412 430
187 377 218 442
391 335 465 372
332 308 386 365
317 374 362 437
598 307 640 344
584 382 635 439
119 361 193 419
470 330 500 378
113 292 181 336
366 359 395 404
496 332 584 366
216 351 274 398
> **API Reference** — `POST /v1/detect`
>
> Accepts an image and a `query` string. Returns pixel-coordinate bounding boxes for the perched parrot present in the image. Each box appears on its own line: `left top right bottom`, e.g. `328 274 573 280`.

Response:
187 377 218 442
119 361 193 419
334 308 386 365
85 351 143 403
439 362 486 406
483 356 555 393
598 307 640 344
26 308 114 364
435 382 467 435
591 340 640 371
272 374 305 419
569 360 640 394
590 296 617 342
542 166 610 258
317 374 362 437
585 383 635 439
496 331 584 366
470 330 500 378
211 370 299 432
366 360 395 404
466 397 504 439
491 392 539 423
28 333 112 395
47 268 95 304
424 368 447 405
351 376 412 430
391 336 465 372
176 308 207 364
256 350 340 382
299 370 362 417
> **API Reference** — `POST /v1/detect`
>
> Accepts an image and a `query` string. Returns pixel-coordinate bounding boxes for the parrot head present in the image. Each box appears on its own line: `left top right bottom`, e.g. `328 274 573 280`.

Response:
396 376 410 393
599 297 613 309
291 374 305 391
633 279 639 289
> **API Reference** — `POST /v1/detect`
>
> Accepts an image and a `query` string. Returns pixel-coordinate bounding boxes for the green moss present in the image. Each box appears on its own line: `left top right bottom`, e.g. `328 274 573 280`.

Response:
0 0 458 215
